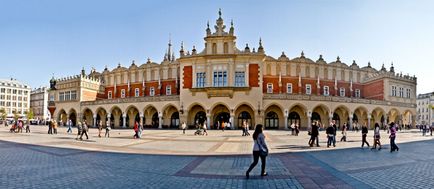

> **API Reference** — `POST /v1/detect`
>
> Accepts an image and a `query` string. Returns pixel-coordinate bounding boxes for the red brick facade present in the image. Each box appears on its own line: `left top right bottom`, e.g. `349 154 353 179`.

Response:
183 66 193 89
363 79 384 100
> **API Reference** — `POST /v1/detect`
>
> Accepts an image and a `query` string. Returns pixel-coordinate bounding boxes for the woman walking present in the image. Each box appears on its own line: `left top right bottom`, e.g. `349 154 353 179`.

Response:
80 122 89 140
309 122 319 147
389 122 399 152
76 122 82 140
361 123 370 148
246 124 268 179
371 123 382 150
133 121 139 138
340 123 347 142
98 121 103 138
105 122 111 138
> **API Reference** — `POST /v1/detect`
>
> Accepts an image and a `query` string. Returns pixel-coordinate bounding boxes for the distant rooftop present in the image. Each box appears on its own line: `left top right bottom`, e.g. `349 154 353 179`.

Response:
0 78 30 89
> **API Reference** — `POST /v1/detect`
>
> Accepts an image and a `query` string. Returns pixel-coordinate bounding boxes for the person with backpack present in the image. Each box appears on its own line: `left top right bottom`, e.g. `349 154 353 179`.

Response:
76 122 83 140
371 123 382 150
80 121 89 140
361 123 370 148
246 124 268 179
105 122 111 138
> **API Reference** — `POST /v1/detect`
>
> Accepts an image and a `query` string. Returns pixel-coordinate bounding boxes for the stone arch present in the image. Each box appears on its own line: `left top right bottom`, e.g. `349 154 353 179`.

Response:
188 104 206 127
353 106 369 128
311 104 330 126
211 103 230 130
143 105 158 128
57 109 67 125
387 108 401 125
371 107 386 129
95 107 108 127
82 108 94 127
162 104 179 129
402 109 415 127
333 105 350 127
68 109 77 126
289 104 308 129
110 106 123 128
125 105 140 128
264 104 284 129
234 103 255 129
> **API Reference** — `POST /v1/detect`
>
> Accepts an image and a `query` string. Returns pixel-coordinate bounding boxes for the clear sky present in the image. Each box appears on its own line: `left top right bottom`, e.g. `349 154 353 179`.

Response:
1 0 433 94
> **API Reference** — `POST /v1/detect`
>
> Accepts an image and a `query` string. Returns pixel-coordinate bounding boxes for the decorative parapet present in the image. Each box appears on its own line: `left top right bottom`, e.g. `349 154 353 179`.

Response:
263 94 416 108
81 95 180 106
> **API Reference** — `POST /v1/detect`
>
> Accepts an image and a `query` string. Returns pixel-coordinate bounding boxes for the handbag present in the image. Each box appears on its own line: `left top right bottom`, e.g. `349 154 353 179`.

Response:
256 139 268 157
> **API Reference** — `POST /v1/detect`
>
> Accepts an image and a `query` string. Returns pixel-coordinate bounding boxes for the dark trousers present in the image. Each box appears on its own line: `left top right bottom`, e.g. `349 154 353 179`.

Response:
53 128 57 134
105 130 110 137
48 127 52 134
373 138 381 149
25 126 30 133
327 136 333 147
333 135 336 146
80 131 88 139
340 135 346 142
309 135 318 147
390 136 399 152
183 129 185 134
362 134 370 147
67 127 72 133
246 151 266 175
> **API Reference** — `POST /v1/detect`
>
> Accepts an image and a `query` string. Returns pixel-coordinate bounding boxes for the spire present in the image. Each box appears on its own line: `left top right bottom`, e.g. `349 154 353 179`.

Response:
244 43 250 53
81 67 85 76
192 45 197 55
368 62 372 68
146 58 151 64
206 21 211 36
390 62 395 73
258 38 264 54
380 63 387 72
229 19 234 35
215 8 226 35
179 41 185 57
318 54 324 61
336 56 341 62
300 51 305 58
167 35 172 61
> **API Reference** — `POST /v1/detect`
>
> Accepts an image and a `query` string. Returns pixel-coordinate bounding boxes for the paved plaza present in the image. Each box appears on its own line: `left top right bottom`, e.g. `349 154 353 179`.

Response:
1 126 434 188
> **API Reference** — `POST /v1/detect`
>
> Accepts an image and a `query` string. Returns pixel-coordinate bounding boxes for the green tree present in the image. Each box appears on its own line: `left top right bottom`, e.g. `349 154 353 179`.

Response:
0 108 6 121
26 109 34 120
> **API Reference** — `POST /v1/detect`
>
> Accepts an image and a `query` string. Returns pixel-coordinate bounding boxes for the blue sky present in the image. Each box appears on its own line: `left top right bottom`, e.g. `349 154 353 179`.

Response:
1 0 433 94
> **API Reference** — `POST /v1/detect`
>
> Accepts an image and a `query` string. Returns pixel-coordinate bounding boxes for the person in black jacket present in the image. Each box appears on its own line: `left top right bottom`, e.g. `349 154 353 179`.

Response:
309 122 319 147
326 122 335 148
361 123 370 148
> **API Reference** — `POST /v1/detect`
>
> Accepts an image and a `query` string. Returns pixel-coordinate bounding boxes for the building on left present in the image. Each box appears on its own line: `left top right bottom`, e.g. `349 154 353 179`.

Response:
0 78 31 118
30 87 51 123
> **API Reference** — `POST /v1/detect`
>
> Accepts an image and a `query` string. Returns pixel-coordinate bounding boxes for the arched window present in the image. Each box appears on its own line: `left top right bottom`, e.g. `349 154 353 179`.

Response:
224 42 228 54
170 112 179 128
333 113 340 128
238 111 252 129
311 112 321 123
194 111 206 125
152 112 159 128
212 43 217 54
288 112 300 126
265 111 279 129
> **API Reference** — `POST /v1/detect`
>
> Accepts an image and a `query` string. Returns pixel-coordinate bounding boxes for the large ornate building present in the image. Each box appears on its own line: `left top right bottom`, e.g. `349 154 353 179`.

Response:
48 11 417 130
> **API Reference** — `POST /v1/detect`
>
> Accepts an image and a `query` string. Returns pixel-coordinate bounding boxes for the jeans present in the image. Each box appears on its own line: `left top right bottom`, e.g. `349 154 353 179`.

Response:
327 136 333 146
362 134 370 147
246 151 266 175
333 135 336 146
80 131 89 139
390 136 399 151
105 130 110 137
67 126 72 133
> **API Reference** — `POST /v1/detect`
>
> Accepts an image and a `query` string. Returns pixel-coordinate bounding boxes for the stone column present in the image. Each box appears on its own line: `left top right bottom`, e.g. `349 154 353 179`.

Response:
107 113 111 127
349 113 353 130
206 114 211 130
158 112 162 129
230 114 235 129
367 114 371 129
122 113 126 128
284 109 289 130
307 111 312 129
140 112 144 126
93 114 97 128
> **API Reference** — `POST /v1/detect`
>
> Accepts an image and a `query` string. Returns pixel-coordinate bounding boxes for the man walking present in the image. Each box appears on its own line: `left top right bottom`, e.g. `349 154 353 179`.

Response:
105 122 110 138
389 122 399 152
66 119 72 134
361 123 370 148
326 122 335 148
80 122 89 140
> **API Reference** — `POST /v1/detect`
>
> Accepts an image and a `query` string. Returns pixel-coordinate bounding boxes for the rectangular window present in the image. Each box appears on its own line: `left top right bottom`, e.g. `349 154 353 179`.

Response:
196 72 206 88
235 72 245 87
65 91 71 101
406 88 411 99
121 89 126 98
135 88 140 97
323 86 330 96
399 87 404 98
355 89 361 98
287 83 293 94
340 87 345 97
59 92 65 101
18 90 22 95
267 83 273 94
70 91 77 100
213 71 228 87
12 89 17 94
150 87 155 96
49 95 54 101
306 84 312 95
7 89 11 93
0 88 5 93
391 86 397 97
12 96 16 100
108 91 112 99
166 85 171 95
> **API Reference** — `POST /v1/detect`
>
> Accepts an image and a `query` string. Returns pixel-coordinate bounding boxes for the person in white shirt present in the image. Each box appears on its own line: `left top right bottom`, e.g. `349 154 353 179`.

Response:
246 124 268 179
